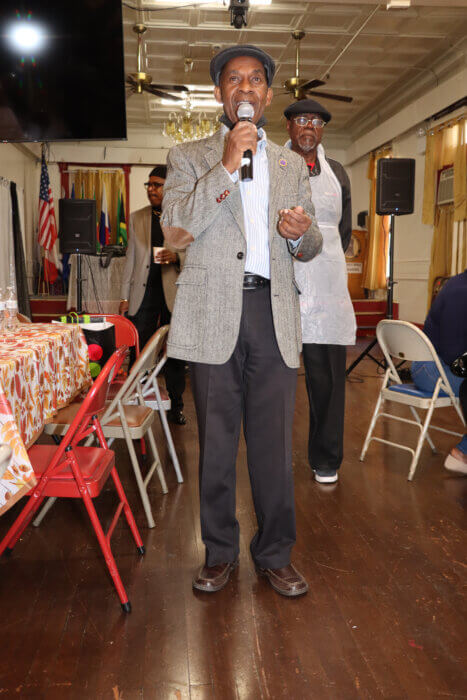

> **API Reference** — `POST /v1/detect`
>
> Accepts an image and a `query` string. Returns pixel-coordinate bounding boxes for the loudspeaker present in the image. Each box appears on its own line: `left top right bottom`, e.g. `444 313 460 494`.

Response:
59 199 97 254
376 158 415 215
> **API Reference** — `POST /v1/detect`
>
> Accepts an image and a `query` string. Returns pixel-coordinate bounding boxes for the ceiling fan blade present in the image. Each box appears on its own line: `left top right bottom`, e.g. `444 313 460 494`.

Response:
152 83 189 92
144 85 184 101
307 90 353 103
126 76 137 87
299 78 326 91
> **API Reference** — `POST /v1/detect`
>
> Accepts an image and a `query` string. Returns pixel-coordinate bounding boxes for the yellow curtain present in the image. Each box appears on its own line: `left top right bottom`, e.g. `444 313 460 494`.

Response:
453 118 466 223
426 205 454 306
71 169 126 245
363 147 392 290
423 118 466 226
424 117 467 306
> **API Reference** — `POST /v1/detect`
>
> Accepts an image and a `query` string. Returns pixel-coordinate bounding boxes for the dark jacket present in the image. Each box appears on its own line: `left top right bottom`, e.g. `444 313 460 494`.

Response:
424 270 467 365
326 157 352 253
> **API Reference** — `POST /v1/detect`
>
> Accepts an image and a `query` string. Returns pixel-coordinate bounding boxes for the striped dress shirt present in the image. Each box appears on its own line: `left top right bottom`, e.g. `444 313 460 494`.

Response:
225 127 271 279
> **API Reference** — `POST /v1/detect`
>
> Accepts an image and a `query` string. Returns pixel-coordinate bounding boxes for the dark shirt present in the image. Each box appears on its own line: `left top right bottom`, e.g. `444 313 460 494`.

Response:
326 157 352 253
141 209 164 310
424 270 467 365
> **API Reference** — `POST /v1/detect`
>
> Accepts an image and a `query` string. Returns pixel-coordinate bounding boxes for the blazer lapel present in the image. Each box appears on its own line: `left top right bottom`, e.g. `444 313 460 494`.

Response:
204 130 246 239
142 206 152 252
267 142 286 243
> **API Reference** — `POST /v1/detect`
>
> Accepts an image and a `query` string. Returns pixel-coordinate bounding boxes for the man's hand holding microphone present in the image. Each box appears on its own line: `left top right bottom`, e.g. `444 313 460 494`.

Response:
222 103 257 176
222 102 311 242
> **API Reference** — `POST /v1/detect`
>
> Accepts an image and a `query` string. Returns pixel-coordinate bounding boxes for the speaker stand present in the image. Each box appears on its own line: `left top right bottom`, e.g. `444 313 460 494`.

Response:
346 214 396 377
76 253 84 315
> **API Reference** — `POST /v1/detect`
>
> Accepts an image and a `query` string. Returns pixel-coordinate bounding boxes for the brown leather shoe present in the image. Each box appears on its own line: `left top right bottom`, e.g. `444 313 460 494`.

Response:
192 560 238 592
256 564 308 597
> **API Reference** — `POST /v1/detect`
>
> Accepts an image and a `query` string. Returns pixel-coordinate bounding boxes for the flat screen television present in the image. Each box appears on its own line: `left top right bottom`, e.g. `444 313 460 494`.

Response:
0 0 126 142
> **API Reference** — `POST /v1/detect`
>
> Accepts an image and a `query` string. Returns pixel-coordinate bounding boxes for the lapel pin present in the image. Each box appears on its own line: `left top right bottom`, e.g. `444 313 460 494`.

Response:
279 158 287 168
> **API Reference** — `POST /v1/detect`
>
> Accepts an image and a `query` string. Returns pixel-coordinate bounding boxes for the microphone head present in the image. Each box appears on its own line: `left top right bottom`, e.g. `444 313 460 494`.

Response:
237 102 255 120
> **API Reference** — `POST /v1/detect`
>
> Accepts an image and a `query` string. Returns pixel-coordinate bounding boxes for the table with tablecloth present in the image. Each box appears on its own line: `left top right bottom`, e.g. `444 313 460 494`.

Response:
0 323 90 515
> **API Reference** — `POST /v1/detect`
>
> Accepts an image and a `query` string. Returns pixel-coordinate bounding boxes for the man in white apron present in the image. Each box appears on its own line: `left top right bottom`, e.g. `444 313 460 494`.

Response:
285 99 356 484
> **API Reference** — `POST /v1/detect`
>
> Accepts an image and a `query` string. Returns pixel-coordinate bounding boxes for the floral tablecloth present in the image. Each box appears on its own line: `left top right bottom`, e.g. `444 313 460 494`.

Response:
0 323 90 515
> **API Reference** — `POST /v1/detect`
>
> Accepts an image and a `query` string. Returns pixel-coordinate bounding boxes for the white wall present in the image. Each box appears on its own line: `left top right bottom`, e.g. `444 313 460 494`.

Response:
0 143 41 287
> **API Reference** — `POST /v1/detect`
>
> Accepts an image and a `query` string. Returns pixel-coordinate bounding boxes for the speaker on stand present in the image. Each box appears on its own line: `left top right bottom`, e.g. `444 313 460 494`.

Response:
59 199 97 314
346 158 415 376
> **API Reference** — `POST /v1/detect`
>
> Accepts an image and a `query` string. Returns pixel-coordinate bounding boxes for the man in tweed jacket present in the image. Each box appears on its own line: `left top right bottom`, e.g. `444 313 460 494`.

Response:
162 45 322 597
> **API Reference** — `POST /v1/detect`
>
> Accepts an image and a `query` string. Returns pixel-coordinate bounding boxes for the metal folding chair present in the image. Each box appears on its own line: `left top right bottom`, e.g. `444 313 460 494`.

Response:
139 333 183 486
0 347 144 612
360 320 465 480
36 328 172 529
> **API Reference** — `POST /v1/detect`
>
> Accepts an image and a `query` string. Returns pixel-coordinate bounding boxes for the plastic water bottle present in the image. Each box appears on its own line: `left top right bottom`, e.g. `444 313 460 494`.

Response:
5 286 18 329
0 289 5 332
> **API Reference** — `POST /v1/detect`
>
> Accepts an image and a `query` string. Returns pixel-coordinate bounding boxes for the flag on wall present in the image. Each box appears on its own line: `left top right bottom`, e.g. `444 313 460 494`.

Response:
38 152 61 283
98 183 111 247
117 190 127 246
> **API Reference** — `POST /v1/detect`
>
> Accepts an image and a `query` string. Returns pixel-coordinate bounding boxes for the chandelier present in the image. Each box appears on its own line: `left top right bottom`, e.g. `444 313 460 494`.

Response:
163 94 220 144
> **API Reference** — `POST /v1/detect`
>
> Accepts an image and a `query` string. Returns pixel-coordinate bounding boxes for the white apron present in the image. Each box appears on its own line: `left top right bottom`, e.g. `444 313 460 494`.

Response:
293 144 356 345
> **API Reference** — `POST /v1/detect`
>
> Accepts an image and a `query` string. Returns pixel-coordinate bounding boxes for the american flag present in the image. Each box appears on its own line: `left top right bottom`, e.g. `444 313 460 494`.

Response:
38 153 57 250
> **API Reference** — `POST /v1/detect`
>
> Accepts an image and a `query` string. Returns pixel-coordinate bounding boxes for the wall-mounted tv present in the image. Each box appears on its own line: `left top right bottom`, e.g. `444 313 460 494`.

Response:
0 0 126 142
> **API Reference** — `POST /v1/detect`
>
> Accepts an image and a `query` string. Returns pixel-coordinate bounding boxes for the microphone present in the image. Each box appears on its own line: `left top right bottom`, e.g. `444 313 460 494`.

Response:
237 102 255 182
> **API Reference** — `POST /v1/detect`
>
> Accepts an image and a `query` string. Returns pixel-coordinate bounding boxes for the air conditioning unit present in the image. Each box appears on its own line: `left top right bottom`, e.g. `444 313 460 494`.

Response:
437 166 454 205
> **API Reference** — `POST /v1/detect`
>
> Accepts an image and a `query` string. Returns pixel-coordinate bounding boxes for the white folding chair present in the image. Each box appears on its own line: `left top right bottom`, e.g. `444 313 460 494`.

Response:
139 348 183 485
360 320 465 481
34 328 172 528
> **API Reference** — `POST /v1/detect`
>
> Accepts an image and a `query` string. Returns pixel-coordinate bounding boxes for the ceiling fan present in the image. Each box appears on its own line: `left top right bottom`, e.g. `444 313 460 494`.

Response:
281 31 353 103
126 24 189 101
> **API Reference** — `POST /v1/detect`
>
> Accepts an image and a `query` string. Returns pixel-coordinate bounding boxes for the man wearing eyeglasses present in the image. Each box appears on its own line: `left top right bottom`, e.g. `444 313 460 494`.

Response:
285 99 356 485
119 165 187 425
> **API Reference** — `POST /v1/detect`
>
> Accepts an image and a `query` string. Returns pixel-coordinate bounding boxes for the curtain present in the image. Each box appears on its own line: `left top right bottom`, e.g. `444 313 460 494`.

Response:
363 147 392 290
72 169 126 245
0 178 15 293
10 182 31 318
426 204 454 306
424 117 467 305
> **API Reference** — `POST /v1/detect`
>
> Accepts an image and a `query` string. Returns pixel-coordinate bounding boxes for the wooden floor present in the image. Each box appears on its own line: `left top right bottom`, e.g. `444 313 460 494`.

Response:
1 341 466 699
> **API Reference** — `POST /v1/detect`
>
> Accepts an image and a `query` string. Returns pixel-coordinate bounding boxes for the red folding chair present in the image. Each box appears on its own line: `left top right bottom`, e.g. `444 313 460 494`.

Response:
88 314 148 460
0 346 144 613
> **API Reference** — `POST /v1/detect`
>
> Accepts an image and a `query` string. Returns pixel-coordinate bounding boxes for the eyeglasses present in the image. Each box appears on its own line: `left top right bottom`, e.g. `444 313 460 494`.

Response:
144 181 164 190
292 116 326 128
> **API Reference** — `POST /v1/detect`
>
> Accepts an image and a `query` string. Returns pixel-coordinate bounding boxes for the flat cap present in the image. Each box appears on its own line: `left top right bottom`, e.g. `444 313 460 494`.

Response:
210 45 275 87
284 99 331 124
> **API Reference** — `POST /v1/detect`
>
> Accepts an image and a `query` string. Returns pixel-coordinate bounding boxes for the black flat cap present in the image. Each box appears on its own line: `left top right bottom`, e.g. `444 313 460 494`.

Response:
149 165 167 179
284 99 331 124
210 45 275 87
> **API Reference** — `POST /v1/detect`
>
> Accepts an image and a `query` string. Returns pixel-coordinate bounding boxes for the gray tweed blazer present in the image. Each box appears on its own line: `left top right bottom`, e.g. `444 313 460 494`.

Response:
161 128 323 368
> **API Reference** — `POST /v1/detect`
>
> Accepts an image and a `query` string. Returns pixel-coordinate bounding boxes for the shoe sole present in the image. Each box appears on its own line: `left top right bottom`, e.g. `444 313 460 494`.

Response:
192 560 238 593
255 567 309 597
314 473 338 484
444 454 467 475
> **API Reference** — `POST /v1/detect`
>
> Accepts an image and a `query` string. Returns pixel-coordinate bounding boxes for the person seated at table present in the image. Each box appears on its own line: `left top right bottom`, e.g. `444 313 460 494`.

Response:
410 269 467 471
